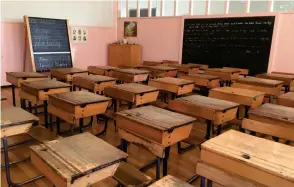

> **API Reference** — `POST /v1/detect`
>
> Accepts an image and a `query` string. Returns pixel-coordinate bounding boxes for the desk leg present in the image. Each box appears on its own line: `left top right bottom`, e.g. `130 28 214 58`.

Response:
113 99 118 132
56 117 61 134
2 137 44 187
187 175 200 184
79 118 84 133
95 115 108 136
28 101 32 113
207 179 213 187
177 140 195 154
205 120 212 139
272 136 279 142
120 139 128 153
200 177 206 187
44 101 48 128
156 157 161 180
12 85 16 106
285 86 290 93
216 125 222 135
49 114 53 130
34 104 38 116
162 146 170 177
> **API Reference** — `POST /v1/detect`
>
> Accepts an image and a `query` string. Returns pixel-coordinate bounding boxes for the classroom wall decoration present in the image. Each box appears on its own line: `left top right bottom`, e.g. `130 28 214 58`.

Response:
71 27 88 43
124 21 137 37
24 16 73 72
182 16 275 75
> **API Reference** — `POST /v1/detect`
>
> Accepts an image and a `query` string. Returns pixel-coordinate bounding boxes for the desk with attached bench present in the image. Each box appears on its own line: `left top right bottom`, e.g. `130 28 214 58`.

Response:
166 64 200 76
111 69 149 83
197 130 294 187
6 72 48 106
20 80 71 127
87 66 118 76
205 68 240 86
256 73 294 93
117 106 196 180
277 92 294 107
50 68 88 84
138 66 178 78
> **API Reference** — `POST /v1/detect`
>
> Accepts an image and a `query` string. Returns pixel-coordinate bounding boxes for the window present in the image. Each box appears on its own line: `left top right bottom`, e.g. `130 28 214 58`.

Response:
163 0 175 16
151 0 161 16
139 0 149 17
228 0 246 14
177 0 190 16
209 0 225 14
273 0 294 12
128 0 137 17
120 0 127 17
249 0 269 13
192 0 206 15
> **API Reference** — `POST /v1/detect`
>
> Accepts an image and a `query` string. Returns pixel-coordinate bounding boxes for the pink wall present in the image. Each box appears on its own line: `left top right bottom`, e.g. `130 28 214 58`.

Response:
118 13 294 73
1 21 116 85
117 17 182 62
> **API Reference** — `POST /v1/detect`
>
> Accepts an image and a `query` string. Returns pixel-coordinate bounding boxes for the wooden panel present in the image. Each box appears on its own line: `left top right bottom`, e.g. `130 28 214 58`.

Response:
135 91 159 106
196 161 266 187
223 67 249 75
48 104 75 124
87 66 118 76
180 74 220 88
50 68 88 81
205 68 240 81
209 87 264 108
111 69 149 83
242 118 294 141
201 130 294 187
149 80 180 93
19 90 40 105
149 78 194 95
149 175 194 187
1 107 39 127
72 75 116 92
6 73 49 87
232 82 282 96
108 44 141 67
236 77 283 87
167 64 200 74
277 92 294 108
104 86 135 103
1 123 32 138
256 73 294 86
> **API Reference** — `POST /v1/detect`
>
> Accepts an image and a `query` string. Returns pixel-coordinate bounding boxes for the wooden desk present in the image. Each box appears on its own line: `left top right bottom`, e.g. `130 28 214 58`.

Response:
148 77 194 98
138 66 178 78
30 132 128 187
48 91 111 134
232 77 283 102
111 69 149 83
20 80 71 127
278 92 294 107
198 130 294 187
87 66 118 76
143 61 164 66
6 72 49 106
1 107 43 186
179 73 220 95
149 175 193 187
248 103 294 142
272 71 294 76
223 67 249 76
188 63 209 70
169 95 239 139
205 68 240 86
166 64 200 75
72 75 116 94
117 106 196 180
256 73 294 92
50 68 88 83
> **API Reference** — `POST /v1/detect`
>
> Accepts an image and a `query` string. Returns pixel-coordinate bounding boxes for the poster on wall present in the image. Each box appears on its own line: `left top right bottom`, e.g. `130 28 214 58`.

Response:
72 27 88 43
124 21 137 37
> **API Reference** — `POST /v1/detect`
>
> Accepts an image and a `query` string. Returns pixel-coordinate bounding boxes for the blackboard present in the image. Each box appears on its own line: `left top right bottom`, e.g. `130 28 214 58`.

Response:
26 16 72 72
182 16 275 75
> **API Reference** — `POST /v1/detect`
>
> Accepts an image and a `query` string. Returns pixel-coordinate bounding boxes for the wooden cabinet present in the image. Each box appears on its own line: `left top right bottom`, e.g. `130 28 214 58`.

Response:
108 44 141 67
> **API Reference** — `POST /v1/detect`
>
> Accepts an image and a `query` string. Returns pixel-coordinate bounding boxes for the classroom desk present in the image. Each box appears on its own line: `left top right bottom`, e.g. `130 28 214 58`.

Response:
179 73 220 95
50 68 88 84
48 91 111 134
256 73 294 92
104 83 159 131
20 80 71 128
205 68 240 86
149 175 194 187
30 132 128 187
1 107 44 186
169 95 239 139
232 77 283 102
142 61 165 66
197 130 294 187
111 69 149 83
6 72 49 106
117 106 196 180
247 103 294 142
148 77 194 103
272 71 294 76
138 66 178 78
166 64 200 75
223 67 249 76
209 87 265 119
277 92 294 107
72 75 116 94
188 63 209 70
87 65 118 76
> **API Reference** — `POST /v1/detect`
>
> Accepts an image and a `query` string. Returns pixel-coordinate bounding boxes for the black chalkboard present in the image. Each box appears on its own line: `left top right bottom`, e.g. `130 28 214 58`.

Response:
26 16 72 72
182 16 275 75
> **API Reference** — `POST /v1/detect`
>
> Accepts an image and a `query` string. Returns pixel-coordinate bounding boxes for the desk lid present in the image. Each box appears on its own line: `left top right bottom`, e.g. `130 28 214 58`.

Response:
6 72 48 78
88 66 118 70
149 175 194 187
113 69 149 75
202 130 294 182
174 95 240 111
237 77 284 87
50 68 87 74
109 83 158 94
183 73 220 80
211 87 264 98
49 91 111 106
117 106 196 131
74 75 116 83
21 80 71 90
152 77 194 86
1 107 38 128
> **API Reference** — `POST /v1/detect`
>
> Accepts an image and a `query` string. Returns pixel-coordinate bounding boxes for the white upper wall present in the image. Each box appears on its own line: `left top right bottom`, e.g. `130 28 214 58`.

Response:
1 0 114 26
